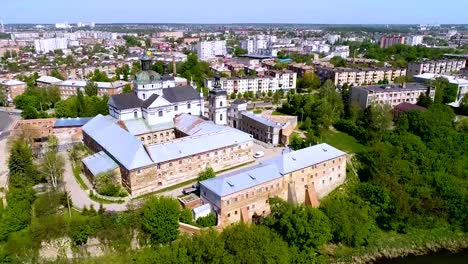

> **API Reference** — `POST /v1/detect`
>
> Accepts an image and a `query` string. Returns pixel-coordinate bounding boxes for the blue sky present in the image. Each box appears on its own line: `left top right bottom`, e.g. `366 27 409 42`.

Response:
3 0 468 24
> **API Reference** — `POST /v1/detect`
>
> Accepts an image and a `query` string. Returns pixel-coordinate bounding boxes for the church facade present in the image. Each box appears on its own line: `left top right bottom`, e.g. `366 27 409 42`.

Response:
108 55 204 125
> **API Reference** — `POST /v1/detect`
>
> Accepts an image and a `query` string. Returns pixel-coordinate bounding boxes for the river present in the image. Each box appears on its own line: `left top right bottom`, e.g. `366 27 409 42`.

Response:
376 250 468 264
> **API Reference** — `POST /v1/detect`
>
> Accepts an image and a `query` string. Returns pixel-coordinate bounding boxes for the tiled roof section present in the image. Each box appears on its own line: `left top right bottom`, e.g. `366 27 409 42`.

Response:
394 102 427 112
141 94 159 109
109 93 143 110
162 85 201 103
82 151 118 176
146 129 253 164
82 115 153 170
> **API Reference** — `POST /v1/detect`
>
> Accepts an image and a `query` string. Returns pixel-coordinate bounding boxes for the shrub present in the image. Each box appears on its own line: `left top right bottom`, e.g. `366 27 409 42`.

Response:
195 213 217 227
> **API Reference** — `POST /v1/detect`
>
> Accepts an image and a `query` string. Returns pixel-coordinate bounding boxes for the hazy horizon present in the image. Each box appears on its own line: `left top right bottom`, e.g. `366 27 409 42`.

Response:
3 0 468 25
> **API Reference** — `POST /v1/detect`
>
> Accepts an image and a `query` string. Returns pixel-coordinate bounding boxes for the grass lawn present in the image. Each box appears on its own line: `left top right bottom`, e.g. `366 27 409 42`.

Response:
271 110 287 116
321 130 366 154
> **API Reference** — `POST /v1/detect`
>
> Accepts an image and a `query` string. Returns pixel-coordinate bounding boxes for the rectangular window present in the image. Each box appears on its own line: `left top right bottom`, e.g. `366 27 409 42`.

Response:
187 103 191 109
174 105 178 111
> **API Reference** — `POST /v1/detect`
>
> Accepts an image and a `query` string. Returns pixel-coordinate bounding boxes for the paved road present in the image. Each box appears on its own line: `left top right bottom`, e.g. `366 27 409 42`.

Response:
0 112 12 131
62 155 127 212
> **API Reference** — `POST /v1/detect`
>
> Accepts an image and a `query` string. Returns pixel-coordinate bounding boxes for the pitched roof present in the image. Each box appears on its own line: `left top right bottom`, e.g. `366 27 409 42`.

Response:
232 98 247 105
109 93 143 110
201 143 347 197
82 151 119 176
266 143 346 174
162 86 201 103
141 94 159 109
54 117 93 128
82 115 153 170
241 111 282 128
146 129 253 164
201 164 282 197
37 76 63 84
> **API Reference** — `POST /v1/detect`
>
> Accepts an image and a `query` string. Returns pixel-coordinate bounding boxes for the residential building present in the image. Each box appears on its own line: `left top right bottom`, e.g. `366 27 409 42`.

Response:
204 70 297 95
34 38 68 53
58 80 129 98
350 82 435 110
197 41 227 60
315 66 406 86
405 35 424 46
156 32 184 39
0 78 26 102
407 59 467 77
199 143 347 227
287 63 314 78
413 73 468 106
379 35 405 48
36 76 63 87
330 45 350 58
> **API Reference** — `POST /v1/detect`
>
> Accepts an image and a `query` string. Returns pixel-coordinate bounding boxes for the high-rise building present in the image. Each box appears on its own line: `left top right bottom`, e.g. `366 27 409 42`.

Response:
405 35 424 46
379 35 405 48
197 40 227 60
34 38 68 53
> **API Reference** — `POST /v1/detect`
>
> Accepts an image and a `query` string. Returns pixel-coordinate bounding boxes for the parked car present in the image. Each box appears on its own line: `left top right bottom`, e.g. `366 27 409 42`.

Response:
253 151 265 158
182 185 198 195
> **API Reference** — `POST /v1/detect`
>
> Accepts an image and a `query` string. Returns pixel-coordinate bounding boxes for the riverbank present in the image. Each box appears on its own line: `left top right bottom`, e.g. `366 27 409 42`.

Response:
326 227 468 264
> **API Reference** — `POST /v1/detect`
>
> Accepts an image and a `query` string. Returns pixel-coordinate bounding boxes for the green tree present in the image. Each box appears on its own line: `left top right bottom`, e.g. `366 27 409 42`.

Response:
417 94 433 108
141 196 180 244
123 84 132 93
233 46 248 57
362 103 393 141
21 105 38 119
198 167 216 182
86 81 99 97
330 56 347 67
41 151 65 190
195 213 217 227
95 171 125 197
230 93 237 100
297 72 321 92
50 69 64 80
289 134 304 150
264 198 333 250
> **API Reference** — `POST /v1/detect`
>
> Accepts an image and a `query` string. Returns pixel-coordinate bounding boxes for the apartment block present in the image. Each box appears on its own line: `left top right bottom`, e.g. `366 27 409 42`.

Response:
205 70 297 95
58 80 129 98
197 40 227 60
350 82 435 110
315 66 406 87
407 59 467 77
379 35 405 48
287 63 314 78
200 143 347 228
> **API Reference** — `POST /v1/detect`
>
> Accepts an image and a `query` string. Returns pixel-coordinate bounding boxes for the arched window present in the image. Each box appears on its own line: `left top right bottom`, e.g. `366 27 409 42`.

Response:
143 93 146 99
158 111 163 117
220 101 223 107
134 111 138 119
220 114 223 121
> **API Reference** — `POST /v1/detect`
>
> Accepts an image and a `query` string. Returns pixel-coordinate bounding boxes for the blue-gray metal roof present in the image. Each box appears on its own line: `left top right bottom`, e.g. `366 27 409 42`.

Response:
200 164 282 197
123 119 174 136
266 143 347 174
241 111 282 128
200 143 347 197
82 151 118 176
82 115 153 170
54 117 93 128
147 130 253 164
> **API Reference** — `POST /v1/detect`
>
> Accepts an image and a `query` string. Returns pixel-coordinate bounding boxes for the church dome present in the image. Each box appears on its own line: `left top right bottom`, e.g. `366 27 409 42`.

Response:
134 70 161 85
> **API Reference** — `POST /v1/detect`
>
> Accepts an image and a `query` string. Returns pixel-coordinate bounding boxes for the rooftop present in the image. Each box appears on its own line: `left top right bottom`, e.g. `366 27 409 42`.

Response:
146 129 252 164
352 82 429 93
54 117 93 128
201 143 346 197
414 73 468 85
82 151 119 177
241 111 282 128
122 118 174 136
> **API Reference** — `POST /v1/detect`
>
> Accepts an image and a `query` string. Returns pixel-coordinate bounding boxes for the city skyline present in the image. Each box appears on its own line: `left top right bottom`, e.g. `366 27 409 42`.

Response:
3 0 468 24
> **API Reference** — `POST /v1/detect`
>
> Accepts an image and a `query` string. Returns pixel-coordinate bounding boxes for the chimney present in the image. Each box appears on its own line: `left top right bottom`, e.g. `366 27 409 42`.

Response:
172 54 177 76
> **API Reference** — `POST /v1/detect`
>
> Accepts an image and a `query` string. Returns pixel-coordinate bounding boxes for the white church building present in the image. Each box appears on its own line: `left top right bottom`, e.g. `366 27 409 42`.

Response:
108 55 205 125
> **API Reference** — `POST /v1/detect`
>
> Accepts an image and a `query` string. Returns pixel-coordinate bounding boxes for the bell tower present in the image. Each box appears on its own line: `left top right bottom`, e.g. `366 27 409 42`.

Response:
209 75 227 125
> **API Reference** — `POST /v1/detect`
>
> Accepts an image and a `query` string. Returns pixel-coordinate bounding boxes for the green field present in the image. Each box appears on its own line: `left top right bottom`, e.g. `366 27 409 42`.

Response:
321 130 366 154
